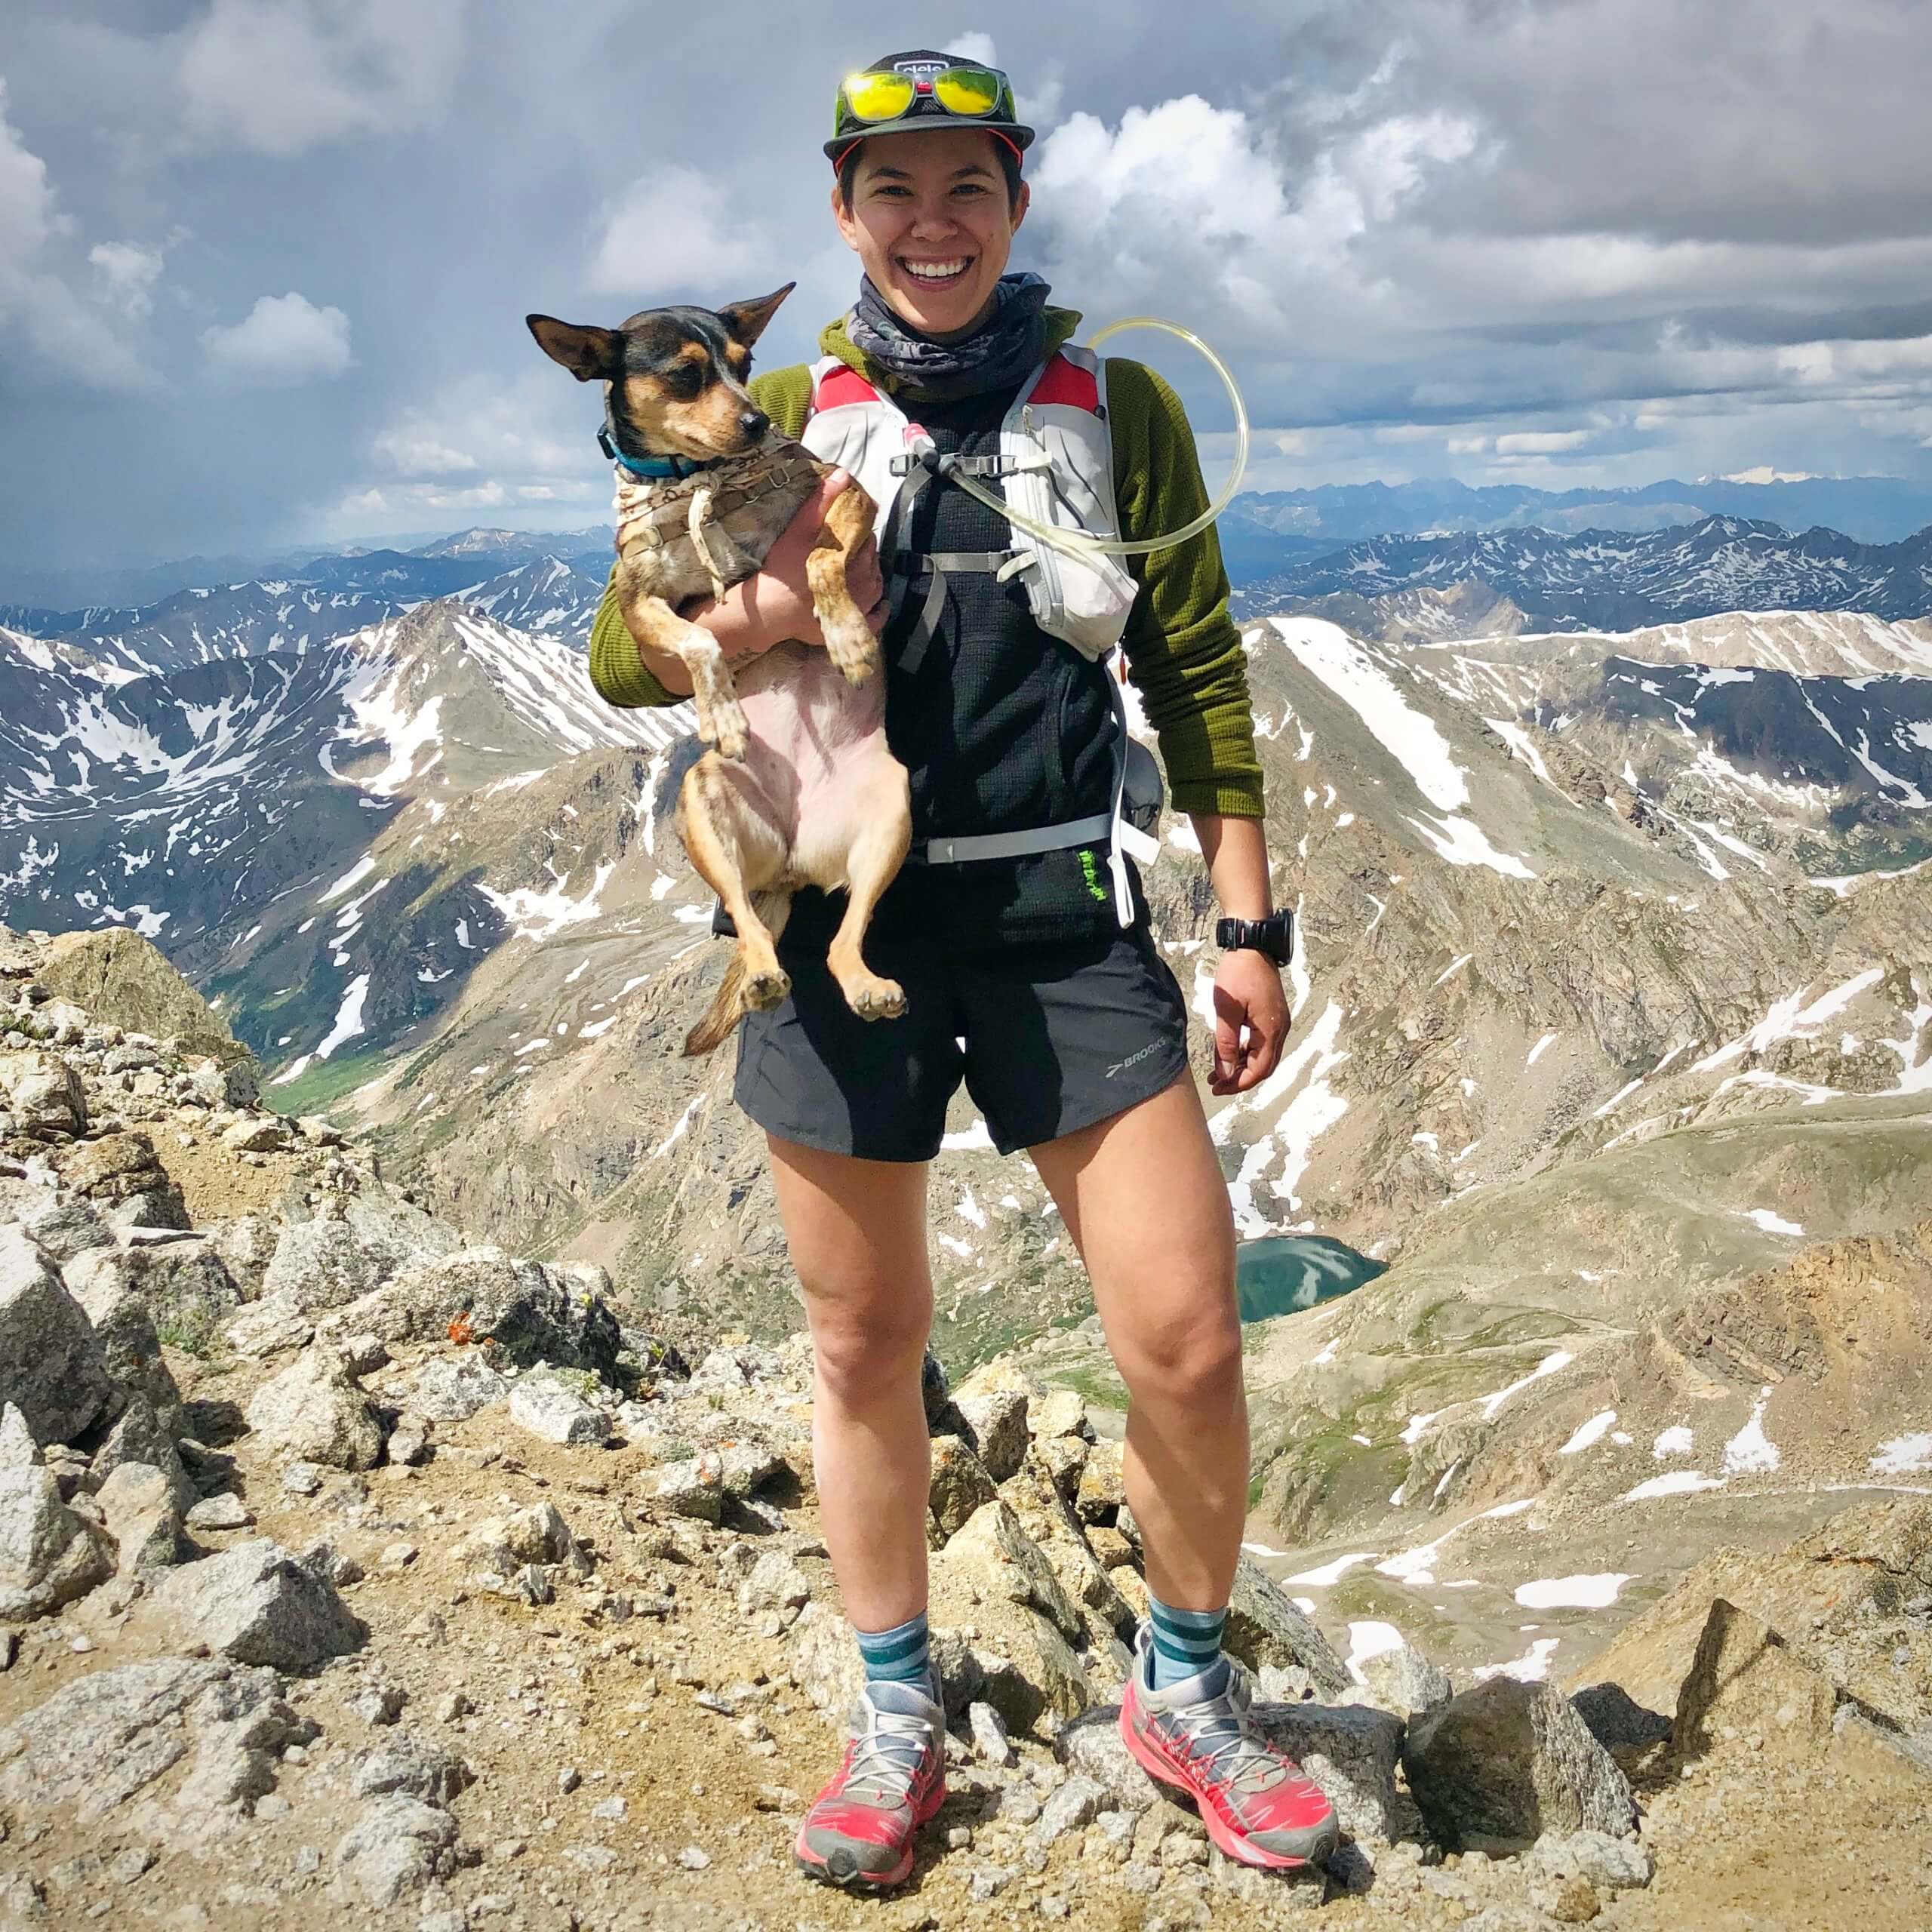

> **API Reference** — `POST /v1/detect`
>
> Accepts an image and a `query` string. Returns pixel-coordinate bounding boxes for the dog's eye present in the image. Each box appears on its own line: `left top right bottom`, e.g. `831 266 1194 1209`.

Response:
660 363 705 398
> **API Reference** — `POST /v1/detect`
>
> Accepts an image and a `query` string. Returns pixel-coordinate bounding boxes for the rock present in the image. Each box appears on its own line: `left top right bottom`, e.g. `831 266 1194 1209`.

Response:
405 1352 510 1421
1252 1699 1408 1845
66 1240 242 1359
1225 1555 1352 1698
321 1247 619 1382
96 1462 189 1577
1404 1678 1637 1853
387 1413 431 1466
498 1502 575 1566
202 1216 278 1297
351 1734 474 1804
1029 1388 1088 1441
185 1492 254 1532
1031 1774 1103 1847
930 1434 998 1539
657 1454 725 1522
1355 1641 1454 1718
222 1296 315 1360
349 1684 407 1727
968 1865 1012 1901
505 1367 608 1445
1672 1597 1838 1756
261 1219 384 1312
970 1700 1017 1768
952 1383 1031 1483
283 1461 325 1497
787 1601 865 1717
0 1460 115 1619
677 1845 712 1871
222 1116 288 1154
334 1795 461 1906
88 1392 194 1512
1 1053 85 1136
245 1347 383 1469
36 927 242 1059
1567 1683 1672 1772
929 1500 1094 1728
0 1226 115 1444
0 1404 32 1471
718 1436 785 1498
1035 1432 1088 1500
1460 1911 1570 1932
1074 1437 1125 1524
0 1655 312 1822
143 1538 365 1672
737 1547 812 1625
14 1190 112 1265
1527 1829 1654 1894
297 1114 345 1146
920 1349 950 1427
591 1795 626 1822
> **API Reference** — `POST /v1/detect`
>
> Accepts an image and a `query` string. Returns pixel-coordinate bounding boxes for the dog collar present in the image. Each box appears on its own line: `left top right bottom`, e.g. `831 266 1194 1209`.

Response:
598 427 713 479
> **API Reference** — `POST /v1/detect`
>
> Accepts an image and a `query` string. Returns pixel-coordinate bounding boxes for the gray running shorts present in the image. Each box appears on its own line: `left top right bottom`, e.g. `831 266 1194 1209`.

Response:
732 921 1192 1162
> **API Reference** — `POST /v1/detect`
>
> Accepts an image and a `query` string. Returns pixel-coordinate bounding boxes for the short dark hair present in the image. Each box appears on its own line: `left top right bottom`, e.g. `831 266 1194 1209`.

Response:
837 140 1023 212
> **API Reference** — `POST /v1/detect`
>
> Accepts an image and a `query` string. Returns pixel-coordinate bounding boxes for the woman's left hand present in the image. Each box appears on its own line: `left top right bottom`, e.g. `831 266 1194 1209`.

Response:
1208 951 1291 1095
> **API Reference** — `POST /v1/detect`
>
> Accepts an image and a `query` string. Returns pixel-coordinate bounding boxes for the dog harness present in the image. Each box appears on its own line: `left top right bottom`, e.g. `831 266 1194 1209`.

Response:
800 348 1161 924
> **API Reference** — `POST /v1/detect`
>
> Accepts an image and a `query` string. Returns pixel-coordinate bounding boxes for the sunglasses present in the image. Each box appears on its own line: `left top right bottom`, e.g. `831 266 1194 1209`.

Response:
836 63 1015 131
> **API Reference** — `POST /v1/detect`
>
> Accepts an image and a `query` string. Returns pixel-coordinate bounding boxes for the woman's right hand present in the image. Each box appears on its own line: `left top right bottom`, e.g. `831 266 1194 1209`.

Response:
685 469 888 662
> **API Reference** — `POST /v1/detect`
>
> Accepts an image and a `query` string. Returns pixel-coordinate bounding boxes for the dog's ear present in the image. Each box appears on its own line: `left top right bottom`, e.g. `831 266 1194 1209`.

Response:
716 283 795 349
527 315 623 382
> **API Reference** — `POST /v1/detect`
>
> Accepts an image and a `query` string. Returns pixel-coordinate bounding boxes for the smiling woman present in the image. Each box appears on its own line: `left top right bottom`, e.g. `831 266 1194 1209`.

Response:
582 43 1333 1892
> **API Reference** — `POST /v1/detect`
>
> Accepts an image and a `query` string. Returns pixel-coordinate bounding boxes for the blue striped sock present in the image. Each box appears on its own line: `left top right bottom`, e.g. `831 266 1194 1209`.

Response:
854 1611 931 1690
1148 1597 1228 1692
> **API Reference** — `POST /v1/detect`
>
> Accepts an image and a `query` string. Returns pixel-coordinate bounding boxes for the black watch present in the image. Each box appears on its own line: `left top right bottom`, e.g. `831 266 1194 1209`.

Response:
1215 909 1294 966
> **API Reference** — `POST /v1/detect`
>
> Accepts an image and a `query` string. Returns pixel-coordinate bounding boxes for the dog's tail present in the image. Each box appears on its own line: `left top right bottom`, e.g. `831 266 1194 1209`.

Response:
682 952 748 1058
681 891 791 1057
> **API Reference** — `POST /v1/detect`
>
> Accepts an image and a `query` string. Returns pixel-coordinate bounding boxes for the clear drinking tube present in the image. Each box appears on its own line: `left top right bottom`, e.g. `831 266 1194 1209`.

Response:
928 316 1251 558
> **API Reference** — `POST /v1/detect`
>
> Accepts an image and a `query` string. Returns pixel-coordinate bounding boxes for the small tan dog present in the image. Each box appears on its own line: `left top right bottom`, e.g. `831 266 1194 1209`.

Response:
529 285 911 1056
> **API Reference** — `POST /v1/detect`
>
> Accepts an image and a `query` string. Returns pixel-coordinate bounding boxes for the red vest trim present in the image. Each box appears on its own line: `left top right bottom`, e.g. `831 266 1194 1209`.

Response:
812 364 881 409
1027 354 1100 413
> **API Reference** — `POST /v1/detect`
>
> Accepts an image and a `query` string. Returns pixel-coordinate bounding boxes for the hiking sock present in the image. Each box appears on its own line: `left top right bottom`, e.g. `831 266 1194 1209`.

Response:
1148 1596 1229 1691
854 1611 933 1691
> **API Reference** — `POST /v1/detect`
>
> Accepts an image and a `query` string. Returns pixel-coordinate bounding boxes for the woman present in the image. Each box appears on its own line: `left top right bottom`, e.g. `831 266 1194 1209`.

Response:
587 49 1337 1890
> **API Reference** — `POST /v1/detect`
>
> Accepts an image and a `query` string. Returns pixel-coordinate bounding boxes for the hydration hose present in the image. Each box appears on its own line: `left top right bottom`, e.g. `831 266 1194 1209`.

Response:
921 316 1250 559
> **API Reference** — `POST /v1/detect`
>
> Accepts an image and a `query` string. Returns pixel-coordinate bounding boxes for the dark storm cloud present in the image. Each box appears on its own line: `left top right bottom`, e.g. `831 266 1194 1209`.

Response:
0 0 1928 571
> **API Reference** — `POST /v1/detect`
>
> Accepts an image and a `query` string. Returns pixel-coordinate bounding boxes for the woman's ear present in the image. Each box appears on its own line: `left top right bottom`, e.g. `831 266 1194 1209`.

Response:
1010 179 1031 235
831 177 862 251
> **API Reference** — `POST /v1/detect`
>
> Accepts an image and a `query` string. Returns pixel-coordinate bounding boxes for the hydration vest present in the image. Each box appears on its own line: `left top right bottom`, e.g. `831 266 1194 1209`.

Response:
798 346 1162 924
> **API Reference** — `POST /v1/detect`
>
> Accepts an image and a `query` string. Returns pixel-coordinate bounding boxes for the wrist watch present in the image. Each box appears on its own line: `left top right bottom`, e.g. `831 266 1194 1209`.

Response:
1215 909 1294 965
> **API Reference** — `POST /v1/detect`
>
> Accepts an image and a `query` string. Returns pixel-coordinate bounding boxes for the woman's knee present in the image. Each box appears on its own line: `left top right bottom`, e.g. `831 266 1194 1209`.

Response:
805 1283 931 1400
1113 1301 1243 1407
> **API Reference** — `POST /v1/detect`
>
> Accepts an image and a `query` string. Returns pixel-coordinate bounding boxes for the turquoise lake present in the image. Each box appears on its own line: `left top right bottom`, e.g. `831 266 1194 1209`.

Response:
1235 1235 1387 1324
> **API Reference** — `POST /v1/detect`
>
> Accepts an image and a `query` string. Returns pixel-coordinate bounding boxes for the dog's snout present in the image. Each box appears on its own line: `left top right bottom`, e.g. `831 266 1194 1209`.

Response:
740 409 768 440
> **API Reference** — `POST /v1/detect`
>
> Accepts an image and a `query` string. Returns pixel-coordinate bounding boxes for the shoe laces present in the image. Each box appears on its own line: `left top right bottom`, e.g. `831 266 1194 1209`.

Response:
841 1703 936 1807
1168 1664 1291 1797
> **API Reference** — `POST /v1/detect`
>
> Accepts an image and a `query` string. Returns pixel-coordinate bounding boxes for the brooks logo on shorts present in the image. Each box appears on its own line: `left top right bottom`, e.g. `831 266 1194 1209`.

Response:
1106 1041 1161 1079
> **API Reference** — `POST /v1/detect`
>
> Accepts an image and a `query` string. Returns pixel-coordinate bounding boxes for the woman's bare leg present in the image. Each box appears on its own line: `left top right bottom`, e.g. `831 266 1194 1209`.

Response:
1028 1076 1247 1611
768 1134 934 1629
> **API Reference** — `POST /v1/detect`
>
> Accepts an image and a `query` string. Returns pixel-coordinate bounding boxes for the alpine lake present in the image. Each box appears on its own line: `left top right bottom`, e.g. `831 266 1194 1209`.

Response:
1234 1234 1386 1325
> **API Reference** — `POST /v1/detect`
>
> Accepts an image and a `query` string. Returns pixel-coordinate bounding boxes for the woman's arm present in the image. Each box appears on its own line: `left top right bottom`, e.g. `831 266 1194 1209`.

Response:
1106 358 1289 1092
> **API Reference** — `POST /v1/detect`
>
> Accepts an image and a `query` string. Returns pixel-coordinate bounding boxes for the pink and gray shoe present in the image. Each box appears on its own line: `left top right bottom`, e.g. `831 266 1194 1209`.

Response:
1119 1623 1340 1869
794 1675 946 1891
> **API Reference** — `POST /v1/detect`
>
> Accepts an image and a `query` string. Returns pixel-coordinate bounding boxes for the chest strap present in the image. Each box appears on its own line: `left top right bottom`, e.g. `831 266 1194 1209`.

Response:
908 814 1115 867
891 550 1014 576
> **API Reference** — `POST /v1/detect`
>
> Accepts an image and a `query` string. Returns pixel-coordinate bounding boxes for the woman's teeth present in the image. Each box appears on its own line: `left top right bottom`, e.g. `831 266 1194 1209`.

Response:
902 258 970 283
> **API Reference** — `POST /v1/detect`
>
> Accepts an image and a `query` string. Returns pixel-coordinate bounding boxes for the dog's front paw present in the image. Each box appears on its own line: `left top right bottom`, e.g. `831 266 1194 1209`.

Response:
744 963 792 1011
844 974 906 1023
820 608 880 685
706 697 750 762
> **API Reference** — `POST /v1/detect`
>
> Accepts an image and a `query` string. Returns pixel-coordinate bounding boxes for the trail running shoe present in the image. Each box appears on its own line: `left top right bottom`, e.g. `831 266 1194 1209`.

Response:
794 1675 946 1891
1118 1622 1340 1869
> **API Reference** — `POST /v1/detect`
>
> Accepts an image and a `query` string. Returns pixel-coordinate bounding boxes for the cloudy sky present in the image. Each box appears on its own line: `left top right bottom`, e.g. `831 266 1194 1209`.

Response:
4 0 1931 568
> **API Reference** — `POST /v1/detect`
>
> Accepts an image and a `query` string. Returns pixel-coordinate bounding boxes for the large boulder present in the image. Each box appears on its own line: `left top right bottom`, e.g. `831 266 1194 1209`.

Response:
202 1216 279 1298
245 1347 383 1470
8 1189 113 1265
142 1539 365 1672
1673 1598 1840 1757
0 1456 115 1620
57 1132 186 1229
0 1053 85 1137
334 1794 462 1906
65 1240 241 1358
0 1226 115 1446
62 1263 185 1420
37 927 240 1060
319 1248 620 1381
0 1656 313 1824
88 1395 195 1511
1252 1700 1411 1844
96 1462 190 1577
1404 1678 1637 1853
1226 1554 1352 1698
405 1351 509 1422
260 1219 389 1312
508 1367 610 1445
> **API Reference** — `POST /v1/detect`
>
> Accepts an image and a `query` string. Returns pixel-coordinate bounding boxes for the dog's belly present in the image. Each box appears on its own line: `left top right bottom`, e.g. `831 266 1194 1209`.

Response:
736 643 896 891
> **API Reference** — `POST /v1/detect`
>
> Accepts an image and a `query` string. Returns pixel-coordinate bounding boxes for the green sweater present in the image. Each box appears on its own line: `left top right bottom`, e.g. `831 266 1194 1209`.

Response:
586 307 1263 819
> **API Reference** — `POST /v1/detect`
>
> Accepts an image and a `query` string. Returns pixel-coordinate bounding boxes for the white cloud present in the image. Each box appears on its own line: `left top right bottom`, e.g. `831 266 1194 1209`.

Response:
201 291 353 385
179 0 471 155
88 242 165 318
1495 429 1592 454
586 165 776 299
0 81 152 390
372 428 479 478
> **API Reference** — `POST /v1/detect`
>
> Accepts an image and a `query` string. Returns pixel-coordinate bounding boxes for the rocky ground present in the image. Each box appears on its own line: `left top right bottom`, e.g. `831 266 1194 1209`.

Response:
2 925 1931 1931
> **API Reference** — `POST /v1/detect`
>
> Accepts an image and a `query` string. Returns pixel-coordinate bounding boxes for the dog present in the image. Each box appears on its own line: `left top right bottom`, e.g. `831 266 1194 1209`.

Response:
528 285 912 1057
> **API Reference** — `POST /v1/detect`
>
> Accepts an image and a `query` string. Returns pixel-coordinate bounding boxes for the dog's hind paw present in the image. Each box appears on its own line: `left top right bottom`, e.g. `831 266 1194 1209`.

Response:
843 974 906 1023
820 610 880 685
744 964 792 1011
704 697 750 762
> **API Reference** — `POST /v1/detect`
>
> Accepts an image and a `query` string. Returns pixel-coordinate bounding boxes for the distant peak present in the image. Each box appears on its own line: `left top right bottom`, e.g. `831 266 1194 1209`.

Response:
1716 467 1823 486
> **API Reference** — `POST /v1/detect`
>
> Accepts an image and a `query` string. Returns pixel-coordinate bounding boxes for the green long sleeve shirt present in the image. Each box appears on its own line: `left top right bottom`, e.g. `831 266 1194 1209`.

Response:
586 307 1264 820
